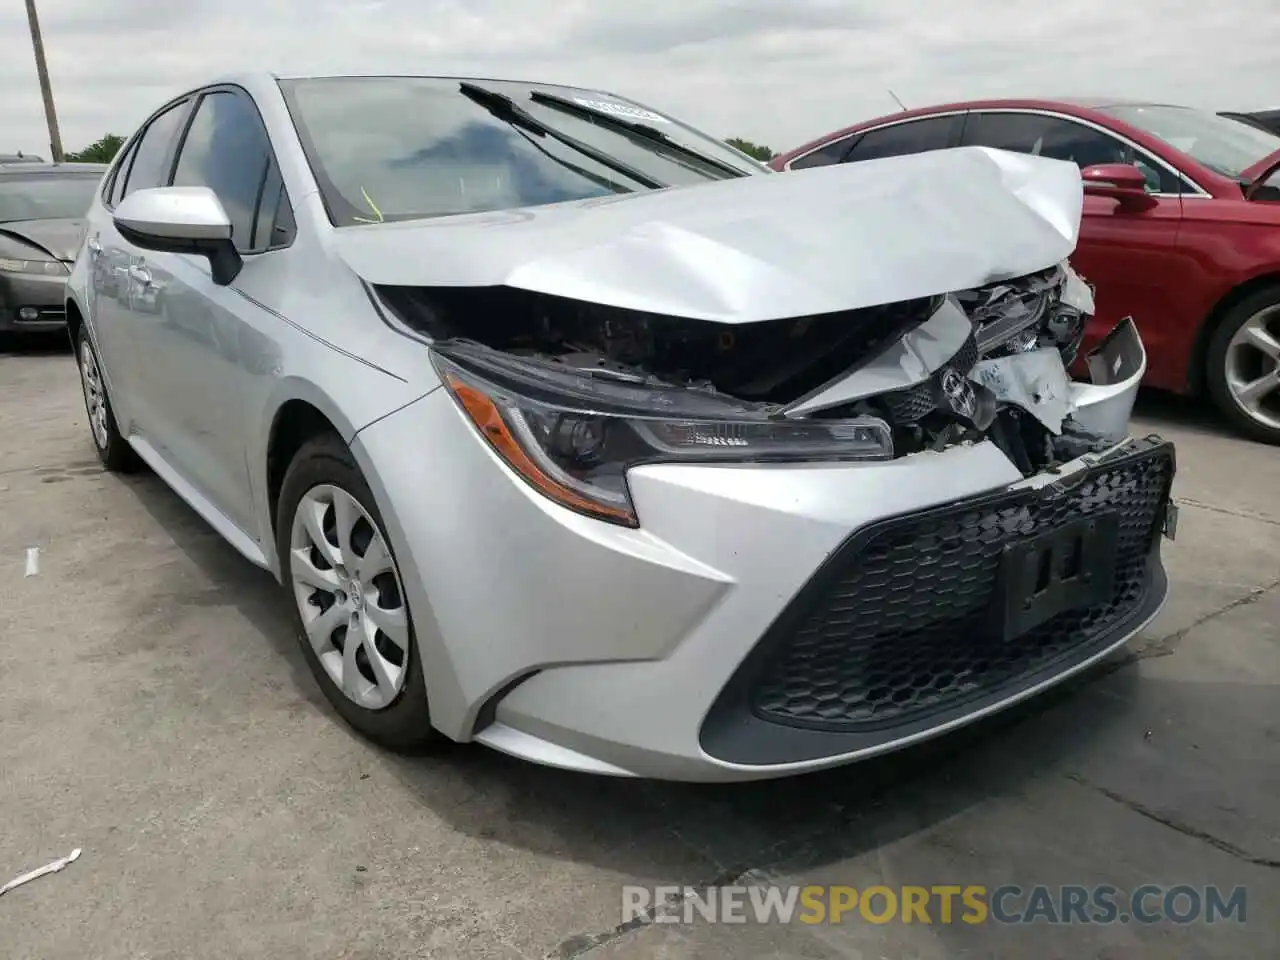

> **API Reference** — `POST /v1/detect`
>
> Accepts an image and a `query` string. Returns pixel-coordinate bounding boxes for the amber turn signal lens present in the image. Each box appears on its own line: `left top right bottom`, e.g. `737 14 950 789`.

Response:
447 375 639 526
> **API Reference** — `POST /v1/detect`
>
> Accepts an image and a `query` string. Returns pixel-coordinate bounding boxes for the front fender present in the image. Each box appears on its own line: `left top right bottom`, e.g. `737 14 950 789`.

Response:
249 370 430 578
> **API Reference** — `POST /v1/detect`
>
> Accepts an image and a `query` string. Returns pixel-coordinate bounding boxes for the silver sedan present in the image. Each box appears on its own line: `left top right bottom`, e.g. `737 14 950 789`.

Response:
66 72 1176 781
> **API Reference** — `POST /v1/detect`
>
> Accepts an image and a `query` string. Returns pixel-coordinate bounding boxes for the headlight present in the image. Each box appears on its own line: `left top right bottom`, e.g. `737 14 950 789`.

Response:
0 257 68 276
432 341 893 527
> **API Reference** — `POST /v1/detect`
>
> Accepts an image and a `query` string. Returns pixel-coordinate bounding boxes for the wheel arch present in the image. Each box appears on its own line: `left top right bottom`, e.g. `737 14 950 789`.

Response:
266 399 342 539
255 379 362 575
1188 271 1280 395
64 297 84 350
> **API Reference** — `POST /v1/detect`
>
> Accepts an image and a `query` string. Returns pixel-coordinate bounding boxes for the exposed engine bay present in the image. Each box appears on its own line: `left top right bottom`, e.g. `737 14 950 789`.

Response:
376 259 1139 479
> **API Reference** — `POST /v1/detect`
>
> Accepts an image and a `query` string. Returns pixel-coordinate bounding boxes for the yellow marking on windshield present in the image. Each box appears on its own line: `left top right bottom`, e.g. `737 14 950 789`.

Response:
352 186 384 224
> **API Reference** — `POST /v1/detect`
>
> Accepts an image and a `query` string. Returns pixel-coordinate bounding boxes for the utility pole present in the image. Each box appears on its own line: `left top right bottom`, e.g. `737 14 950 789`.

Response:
24 0 64 162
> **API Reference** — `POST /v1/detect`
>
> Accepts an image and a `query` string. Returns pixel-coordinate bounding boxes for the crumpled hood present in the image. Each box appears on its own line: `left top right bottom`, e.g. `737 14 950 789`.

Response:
335 146 1084 323
0 217 84 262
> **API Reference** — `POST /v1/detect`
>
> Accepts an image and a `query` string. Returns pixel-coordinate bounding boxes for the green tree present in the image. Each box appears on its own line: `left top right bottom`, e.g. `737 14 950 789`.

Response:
65 134 126 164
725 137 776 162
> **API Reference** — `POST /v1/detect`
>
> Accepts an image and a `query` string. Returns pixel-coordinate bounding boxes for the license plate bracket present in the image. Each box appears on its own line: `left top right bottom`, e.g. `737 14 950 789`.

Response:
991 515 1119 640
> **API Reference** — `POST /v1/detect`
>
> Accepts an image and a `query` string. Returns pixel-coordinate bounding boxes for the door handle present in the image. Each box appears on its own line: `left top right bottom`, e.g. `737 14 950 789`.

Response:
127 265 152 286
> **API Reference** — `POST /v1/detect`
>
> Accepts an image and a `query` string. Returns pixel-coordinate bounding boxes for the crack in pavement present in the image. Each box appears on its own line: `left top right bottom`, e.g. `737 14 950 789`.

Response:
548 794 877 958
1175 496 1280 528
1109 577 1280 669
547 535 1280 957
1067 773 1280 869
550 861 763 959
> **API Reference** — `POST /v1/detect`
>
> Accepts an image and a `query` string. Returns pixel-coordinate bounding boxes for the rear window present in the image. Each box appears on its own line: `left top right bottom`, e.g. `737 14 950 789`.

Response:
0 173 101 223
1100 104 1280 179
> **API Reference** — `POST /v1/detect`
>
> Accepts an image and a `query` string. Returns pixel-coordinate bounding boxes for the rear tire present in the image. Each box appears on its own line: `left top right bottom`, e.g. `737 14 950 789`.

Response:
1205 286 1280 445
75 325 141 472
276 432 441 751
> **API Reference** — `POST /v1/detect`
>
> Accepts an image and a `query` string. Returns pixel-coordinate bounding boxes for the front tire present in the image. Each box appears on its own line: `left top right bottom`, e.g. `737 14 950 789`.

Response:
75 325 140 472
1205 287 1280 445
276 433 440 751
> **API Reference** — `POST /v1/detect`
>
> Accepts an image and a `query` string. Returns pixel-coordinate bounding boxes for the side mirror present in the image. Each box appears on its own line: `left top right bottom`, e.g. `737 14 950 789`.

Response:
112 186 242 285
1080 163 1154 208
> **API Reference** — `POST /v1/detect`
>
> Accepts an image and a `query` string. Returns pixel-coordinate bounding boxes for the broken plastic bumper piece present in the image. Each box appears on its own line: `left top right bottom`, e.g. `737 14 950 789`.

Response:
1069 316 1147 441
967 315 1146 442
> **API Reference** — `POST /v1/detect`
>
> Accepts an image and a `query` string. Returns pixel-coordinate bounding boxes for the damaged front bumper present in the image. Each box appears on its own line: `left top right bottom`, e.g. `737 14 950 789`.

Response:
368 258 1174 781
972 314 1146 442
360 384 1176 782
1072 316 1147 441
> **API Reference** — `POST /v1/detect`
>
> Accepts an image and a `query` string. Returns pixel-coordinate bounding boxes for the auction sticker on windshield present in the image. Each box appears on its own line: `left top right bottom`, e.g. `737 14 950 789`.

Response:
573 98 671 124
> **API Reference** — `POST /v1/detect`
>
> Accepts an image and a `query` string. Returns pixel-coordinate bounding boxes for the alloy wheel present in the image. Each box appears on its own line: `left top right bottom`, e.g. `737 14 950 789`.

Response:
1224 305 1280 433
79 339 111 451
288 484 410 710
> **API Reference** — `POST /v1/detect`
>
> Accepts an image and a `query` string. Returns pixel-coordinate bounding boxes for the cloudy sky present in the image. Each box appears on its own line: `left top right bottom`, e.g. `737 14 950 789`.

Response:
3 0 1278 157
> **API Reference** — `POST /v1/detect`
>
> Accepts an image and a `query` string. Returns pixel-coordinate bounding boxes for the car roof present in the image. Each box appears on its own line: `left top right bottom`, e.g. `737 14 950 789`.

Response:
774 96 1198 165
1050 96 1188 110
271 70 596 87
204 70 622 100
863 96 1189 118
0 162 108 176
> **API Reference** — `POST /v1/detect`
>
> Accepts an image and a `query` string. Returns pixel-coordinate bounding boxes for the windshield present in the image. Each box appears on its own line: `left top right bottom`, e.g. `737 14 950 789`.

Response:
1100 104 1280 179
279 76 763 226
0 173 100 223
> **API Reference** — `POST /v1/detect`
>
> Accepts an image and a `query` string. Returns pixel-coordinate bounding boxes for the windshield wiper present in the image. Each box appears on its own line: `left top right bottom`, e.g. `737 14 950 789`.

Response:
458 82 666 190
528 91 750 179
508 126 636 197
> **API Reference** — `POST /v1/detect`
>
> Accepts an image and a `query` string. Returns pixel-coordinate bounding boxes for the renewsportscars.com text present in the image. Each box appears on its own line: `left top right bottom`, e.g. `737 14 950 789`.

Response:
622 884 1248 926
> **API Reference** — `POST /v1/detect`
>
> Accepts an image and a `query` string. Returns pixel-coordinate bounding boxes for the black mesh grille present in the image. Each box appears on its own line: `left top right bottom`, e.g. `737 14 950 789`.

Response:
880 331 980 425
951 331 979 372
749 442 1174 732
881 381 936 424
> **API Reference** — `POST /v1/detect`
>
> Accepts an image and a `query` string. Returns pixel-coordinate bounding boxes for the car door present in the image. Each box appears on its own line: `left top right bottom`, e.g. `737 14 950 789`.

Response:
958 110 1193 365
123 86 296 534
83 135 136 386
87 97 192 430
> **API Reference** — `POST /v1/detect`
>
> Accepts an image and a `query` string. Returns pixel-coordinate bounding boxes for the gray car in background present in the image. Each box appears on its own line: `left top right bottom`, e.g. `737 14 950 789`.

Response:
0 162 105 335
66 73 1175 782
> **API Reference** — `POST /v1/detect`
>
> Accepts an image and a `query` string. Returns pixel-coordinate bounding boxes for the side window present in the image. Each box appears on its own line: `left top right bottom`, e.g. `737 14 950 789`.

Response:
843 116 958 163
961 112 1182 194
105 136 139 206
252 160 296 249
121 101 190 198
172 90 290 253
789 135 858 170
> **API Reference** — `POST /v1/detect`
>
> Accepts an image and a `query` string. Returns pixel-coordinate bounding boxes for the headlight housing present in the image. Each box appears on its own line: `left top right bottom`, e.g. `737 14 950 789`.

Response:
0 256 68 276
432 341 893 527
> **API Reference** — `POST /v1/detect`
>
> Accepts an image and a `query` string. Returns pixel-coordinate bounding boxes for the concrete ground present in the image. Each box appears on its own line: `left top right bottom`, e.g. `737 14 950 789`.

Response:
2 333 1277 960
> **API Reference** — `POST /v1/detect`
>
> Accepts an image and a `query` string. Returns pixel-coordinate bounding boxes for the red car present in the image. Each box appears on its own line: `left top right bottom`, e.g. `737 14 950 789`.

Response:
771 99 1280 444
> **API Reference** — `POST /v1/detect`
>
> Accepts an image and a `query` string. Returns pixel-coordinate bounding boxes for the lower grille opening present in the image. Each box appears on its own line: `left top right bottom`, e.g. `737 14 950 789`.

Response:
701 437 1175 762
